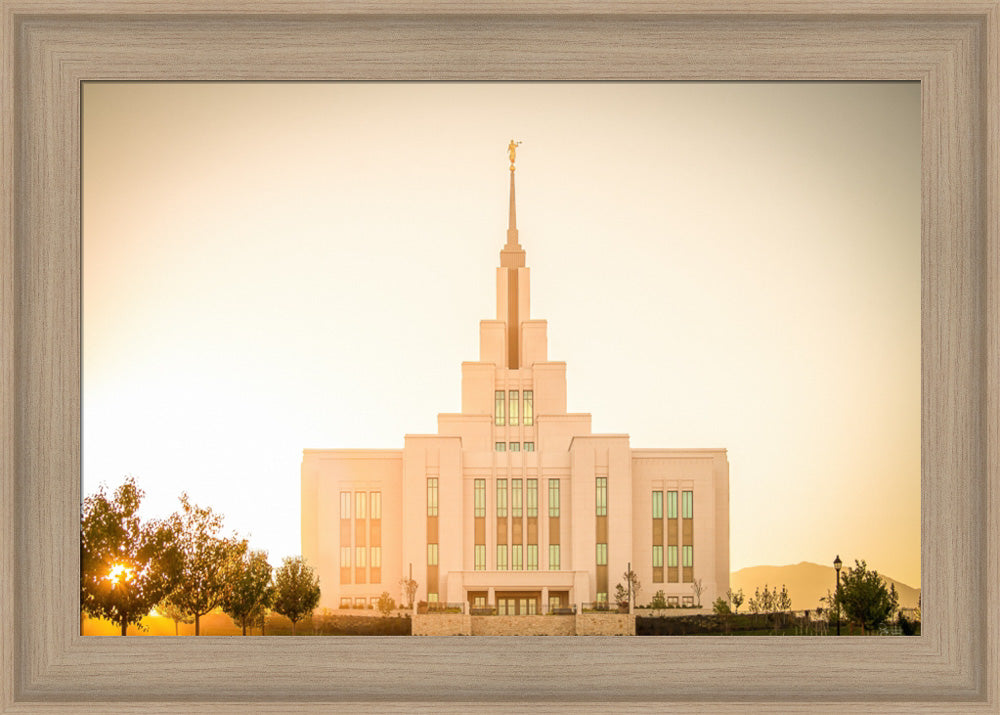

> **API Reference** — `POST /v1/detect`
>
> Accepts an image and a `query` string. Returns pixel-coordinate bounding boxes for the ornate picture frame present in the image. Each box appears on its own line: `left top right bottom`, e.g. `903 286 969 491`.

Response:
2 2 997 711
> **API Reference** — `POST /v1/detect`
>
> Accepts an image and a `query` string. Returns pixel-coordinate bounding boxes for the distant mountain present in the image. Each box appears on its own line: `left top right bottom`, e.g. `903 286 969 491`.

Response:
730 562 920 612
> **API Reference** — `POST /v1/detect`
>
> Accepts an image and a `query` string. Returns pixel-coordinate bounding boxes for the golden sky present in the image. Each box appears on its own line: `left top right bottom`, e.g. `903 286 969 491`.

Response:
82 82 921 586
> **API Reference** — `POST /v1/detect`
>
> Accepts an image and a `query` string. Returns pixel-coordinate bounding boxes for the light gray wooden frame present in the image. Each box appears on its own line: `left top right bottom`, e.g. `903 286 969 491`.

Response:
1 1 997 711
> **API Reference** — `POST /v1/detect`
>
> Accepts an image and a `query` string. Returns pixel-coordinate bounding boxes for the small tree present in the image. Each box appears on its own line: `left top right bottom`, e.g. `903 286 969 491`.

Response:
650 590 667 609
221 549 275 636
614 583 629 610
776 585 792 612
691 578 705 608
81 479 183 636
399 577 418 609
836 560 899 634
621 566 641 608
273 556 321 635
377 591 396 616
712 596 731 615
166 494 248 635
156 598 194 636
727 587 745 615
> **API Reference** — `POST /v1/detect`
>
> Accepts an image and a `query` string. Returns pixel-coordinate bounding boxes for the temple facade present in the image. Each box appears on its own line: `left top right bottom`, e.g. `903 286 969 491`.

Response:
301 148 730 614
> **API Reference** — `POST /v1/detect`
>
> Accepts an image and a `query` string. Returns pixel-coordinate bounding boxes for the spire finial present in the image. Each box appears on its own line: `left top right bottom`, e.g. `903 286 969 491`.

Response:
507 139 521 171
506 140 521 239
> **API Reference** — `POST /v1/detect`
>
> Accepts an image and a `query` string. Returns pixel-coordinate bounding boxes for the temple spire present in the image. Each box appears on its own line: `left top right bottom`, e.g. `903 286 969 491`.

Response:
501 140 525 268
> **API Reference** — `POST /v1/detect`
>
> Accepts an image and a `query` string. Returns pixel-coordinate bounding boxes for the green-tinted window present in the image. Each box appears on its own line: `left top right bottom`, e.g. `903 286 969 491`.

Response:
512 544 523 570
474 479 486 517
526 479 538 517
474 544 486 571
496 479 508 518
596 477 607 516
652 545 663 568
667 491 678 519
652 491 663 519
524 441 535 451
667 545 678 567
548 480 560 517
494 390 505 426
509 390 519 426
497 544 508 570
512 479 523 518
509 442 520 452
683 545 694 567
495 442 506 452
682 491 693 518
526 544 538 570
427 543 438 566
427 478 438 516
523 390 533 425
596 543 607 566
549 544 560 570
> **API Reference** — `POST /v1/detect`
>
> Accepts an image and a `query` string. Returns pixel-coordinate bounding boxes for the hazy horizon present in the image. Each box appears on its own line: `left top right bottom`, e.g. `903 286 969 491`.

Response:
82 82 921 587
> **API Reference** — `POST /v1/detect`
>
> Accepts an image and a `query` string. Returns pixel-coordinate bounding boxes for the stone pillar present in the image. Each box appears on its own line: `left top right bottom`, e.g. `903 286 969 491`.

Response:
487 586 496 608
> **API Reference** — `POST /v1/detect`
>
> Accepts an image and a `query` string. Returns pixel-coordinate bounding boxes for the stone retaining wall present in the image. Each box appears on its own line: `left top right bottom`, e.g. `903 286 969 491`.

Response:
471 615 576 636
414 612 635 635
412 613 471 636
576 612 635 636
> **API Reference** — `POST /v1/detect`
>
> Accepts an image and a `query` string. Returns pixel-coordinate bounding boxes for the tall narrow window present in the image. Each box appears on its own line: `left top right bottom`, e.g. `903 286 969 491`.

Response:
682 545 694 567
427 478 439 516
370 492 382 519
497 479 508 517
497 544 508 570
523 390 533 425
427 543 439 566
596 543 608 566
667 491 678 519
474 479 486 517
526 479 538 517
475 544 486 571
340 546 351 566
596 477 608 516
509 390 519 426
340 492 351 519
667 545 678 567
355 492 366 519
371 546 382 568
548 480 560 517
494 390 505 426
526 544 538 570
355 547 366 568
652 491 663 519
512 544 523 570
682 490 694 518
652 545 664 568
512 479 523 518
549 544 560 570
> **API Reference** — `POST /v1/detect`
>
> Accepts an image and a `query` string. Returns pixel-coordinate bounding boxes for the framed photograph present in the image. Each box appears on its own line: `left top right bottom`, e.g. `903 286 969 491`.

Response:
3 2 997 711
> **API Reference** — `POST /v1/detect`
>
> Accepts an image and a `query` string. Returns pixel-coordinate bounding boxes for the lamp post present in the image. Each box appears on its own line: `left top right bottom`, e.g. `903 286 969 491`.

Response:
833 554 842 636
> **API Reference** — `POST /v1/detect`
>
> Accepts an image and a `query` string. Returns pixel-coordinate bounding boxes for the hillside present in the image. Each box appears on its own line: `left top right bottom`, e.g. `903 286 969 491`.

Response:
731 562 920 612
